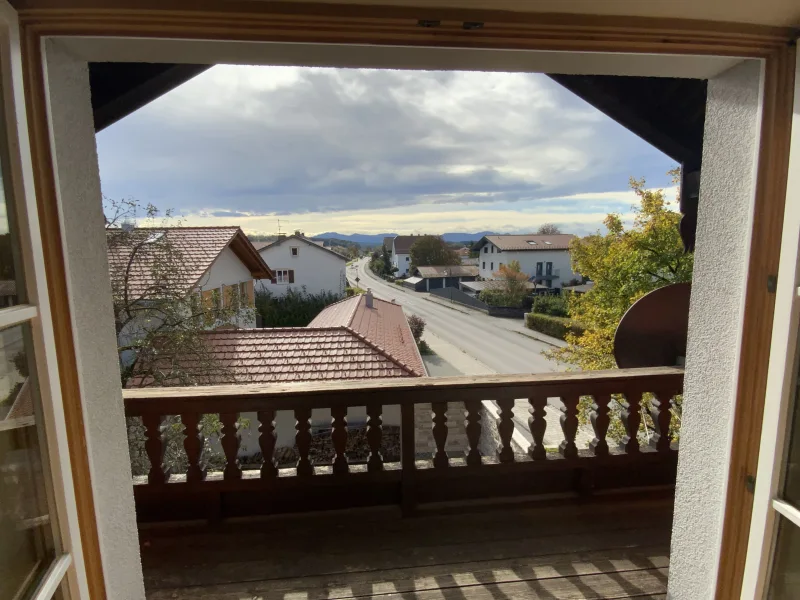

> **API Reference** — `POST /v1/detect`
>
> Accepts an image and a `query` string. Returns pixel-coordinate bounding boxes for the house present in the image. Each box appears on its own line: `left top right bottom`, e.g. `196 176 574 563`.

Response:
255 232 347 297
473 234 579 289
391 234 437 276
411 265 479 291
382 235 395 256
5 3 799 600
106 226 271 330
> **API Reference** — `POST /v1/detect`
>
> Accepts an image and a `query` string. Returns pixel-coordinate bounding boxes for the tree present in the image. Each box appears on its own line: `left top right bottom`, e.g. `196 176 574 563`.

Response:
545 172 691 440
409 236 459 270
536 223 562 235
106 197 252 476
479 260 531 307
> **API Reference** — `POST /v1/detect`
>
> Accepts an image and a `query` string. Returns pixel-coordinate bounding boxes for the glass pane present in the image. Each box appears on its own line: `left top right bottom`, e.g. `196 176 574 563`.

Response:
780 347 800 506
0 78 25 308
0 323 55 599
768 515 800 598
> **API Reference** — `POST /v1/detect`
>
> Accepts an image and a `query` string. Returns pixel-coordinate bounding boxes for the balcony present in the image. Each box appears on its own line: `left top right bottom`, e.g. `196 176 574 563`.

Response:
532 268 561 282
126 367 682 599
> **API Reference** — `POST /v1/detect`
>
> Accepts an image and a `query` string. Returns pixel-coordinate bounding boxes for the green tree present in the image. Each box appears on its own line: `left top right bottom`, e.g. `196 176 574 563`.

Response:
479 260 530 307
409 236 459 270
546 173 692 440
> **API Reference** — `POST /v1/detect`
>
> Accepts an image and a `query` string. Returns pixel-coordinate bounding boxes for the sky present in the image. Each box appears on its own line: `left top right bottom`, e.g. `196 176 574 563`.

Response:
96 65 678 237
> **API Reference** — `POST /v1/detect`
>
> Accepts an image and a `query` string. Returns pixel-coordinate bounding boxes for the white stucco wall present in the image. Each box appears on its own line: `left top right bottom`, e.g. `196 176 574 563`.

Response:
256 240 346 297
195 246 256 327
668 59 763 600
478 243 576 288
43 40 146 599
392 252 411 276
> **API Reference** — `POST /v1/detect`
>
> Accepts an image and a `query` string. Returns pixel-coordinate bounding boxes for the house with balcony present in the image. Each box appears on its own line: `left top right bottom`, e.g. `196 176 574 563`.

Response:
0 2 797 600
255 232 347 297
474 234 579 289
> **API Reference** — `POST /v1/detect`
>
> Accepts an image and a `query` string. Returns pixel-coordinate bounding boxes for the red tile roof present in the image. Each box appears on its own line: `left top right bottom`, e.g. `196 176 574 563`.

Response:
310 295 426 377
475 234 576 251
107 226 271 298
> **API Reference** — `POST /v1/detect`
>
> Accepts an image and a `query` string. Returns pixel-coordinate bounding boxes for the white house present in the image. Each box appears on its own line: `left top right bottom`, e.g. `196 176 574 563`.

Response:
391 234 439 276
473 234 579 289
255 233 347 297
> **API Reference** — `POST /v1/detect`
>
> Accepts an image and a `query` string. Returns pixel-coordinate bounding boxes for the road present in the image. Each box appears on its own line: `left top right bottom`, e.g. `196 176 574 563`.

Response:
351 258 563 375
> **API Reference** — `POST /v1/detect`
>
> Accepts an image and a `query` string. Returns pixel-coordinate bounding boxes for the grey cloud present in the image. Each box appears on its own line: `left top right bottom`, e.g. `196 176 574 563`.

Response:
97 67 675 219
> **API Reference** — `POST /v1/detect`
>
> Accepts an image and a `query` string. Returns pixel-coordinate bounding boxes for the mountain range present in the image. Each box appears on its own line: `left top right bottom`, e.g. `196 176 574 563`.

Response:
314 231 499 245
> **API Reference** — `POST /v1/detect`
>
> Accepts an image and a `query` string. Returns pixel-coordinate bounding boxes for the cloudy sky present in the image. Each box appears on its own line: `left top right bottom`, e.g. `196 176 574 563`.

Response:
96 65 677 237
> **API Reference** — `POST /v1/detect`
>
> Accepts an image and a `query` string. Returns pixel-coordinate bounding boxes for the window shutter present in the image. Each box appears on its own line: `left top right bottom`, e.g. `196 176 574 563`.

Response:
201 289 215 309
289 270 295 284
247 280 255 305
271 276 277 284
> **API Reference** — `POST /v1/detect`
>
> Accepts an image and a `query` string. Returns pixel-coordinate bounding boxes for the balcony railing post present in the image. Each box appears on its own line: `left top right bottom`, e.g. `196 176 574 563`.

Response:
142 413 169 485
464 399 482 467
432 401 449 468
527 394 547 460
331 406 349 475
620 391 642 455
258 409 278 478
366 403 384 472
496 397 516 463
649 389 676 453
589 394 611 457
181 412 206 483
400 402 416 516
294 408 314 476
559 395 580 459
220 412 242 480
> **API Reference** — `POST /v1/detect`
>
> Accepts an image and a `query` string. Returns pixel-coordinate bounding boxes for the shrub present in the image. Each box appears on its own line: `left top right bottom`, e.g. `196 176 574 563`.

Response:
407 314 425 343
345 286 365 297
531 295 569 317
255 287 342 327
525 312 585 341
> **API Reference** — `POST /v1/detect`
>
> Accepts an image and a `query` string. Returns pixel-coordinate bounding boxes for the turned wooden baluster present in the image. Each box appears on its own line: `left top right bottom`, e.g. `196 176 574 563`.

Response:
258 409 278 478
331 407 349 474
527 394 547 460
589 393 611 457
464 399 482 467
142 414 169 485
496 397 515 463
366 402 384 472
432 401 449 468
220 412 241 480
295 408 314 476
559 394 580 459
181 412 206 483
620 391 642 455
649 390 675 453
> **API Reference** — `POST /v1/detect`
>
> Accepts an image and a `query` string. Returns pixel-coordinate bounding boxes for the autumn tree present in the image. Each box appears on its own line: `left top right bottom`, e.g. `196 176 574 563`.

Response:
546 173 692 440
536 223 562 235
409 236 459 270
479 260 530 307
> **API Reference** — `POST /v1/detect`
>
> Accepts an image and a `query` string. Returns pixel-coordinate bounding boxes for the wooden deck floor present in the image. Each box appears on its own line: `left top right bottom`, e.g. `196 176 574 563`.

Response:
140 496 673 600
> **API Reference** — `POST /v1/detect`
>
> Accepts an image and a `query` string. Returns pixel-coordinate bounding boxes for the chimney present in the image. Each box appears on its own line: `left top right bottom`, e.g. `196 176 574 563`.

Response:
365 288 374 308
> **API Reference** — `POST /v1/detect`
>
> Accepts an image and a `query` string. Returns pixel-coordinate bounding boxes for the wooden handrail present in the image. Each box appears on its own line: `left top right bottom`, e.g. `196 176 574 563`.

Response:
124 367 684 522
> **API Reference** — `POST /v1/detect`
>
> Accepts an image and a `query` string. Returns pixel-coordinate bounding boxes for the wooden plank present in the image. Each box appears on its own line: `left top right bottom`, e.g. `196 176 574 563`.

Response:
142 524 671 589
145 545 670 599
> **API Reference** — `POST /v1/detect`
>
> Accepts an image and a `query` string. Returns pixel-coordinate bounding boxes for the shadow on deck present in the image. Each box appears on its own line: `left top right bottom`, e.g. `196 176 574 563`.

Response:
139 495 673 600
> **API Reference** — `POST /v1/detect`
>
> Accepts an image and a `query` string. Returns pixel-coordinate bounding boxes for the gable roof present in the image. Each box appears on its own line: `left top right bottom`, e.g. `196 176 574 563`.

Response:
474 234 576 252
309 294 426 377
415 265 479 278
107 226 272 298
383 236 396 251
256 234 347 261
392 235 438 255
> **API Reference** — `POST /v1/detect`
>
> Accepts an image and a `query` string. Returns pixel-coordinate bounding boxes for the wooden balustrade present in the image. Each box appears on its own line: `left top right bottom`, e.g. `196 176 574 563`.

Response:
124 367 683 522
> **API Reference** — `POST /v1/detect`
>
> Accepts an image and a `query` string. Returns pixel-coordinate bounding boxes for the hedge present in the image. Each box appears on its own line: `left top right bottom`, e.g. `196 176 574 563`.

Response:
525 312 585 341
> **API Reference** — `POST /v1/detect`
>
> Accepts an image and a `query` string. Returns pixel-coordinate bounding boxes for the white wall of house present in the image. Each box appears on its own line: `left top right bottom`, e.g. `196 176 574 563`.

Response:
392 252 411 276
195 246 256 328
256 240 346 297
668 59 763 600
478 242 577 288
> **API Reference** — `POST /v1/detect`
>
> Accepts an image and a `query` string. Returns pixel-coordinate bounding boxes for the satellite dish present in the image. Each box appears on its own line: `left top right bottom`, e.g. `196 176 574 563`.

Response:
614 282 691 369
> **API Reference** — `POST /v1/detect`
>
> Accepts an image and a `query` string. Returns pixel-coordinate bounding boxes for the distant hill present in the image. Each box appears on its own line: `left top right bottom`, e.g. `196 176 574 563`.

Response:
314 231 499 246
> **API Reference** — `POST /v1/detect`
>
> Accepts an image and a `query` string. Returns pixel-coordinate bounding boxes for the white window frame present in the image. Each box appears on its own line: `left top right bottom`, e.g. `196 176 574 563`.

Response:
741 57 800 599
0 2 87 598
275 269 290 284
290 246 299 257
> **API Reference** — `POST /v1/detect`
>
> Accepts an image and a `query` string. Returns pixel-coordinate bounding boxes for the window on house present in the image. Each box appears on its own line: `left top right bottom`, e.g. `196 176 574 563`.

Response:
482 262 485 269
536 262 543 276
291 247 299 257
274 269 293 284
527 240 538 246
491 262 494 270
546 262 553 275
406 256 409 261
484 247 488 254
491 246 494 253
